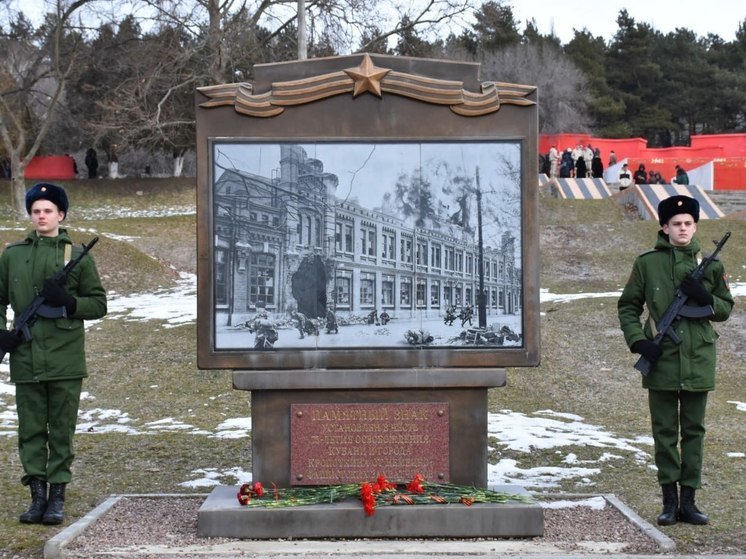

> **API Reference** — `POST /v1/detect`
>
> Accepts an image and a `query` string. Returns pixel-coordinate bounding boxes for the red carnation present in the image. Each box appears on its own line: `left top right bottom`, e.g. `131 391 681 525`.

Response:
374 474 395 493
406 474 425 494
360 482 377 516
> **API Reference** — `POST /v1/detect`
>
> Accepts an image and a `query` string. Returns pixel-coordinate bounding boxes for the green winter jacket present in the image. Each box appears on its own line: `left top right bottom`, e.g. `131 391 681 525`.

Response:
0 229 107 383
618 231 734 391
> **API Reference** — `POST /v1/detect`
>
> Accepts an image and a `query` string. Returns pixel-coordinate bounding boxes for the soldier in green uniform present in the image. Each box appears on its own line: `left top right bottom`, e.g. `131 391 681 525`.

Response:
0 183 107 525
618 195 733 526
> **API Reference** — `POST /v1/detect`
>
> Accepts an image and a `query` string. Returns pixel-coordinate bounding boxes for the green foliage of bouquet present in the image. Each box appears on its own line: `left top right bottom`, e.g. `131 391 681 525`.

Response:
237 473 532 516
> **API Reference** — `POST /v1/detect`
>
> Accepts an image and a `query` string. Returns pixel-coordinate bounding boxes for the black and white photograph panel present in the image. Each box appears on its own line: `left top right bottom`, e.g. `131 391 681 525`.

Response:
212 141 523 351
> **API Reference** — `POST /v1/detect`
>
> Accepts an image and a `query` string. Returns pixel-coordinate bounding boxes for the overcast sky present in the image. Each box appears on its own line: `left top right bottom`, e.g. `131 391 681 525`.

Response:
6 0 744 46
509 0 743 44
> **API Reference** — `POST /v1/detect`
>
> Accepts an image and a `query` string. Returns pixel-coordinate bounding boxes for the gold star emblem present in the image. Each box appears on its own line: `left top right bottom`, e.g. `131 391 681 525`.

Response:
344 54 390 98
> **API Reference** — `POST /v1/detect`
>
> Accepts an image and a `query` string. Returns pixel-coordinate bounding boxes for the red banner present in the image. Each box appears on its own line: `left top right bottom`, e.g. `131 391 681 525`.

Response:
540 134 746 190
24 156 77 180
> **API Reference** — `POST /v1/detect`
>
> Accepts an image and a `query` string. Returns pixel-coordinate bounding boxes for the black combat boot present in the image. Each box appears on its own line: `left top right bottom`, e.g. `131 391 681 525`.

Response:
657 482 678 526
19 478 48 524
42 483 66 525
679 485 708 525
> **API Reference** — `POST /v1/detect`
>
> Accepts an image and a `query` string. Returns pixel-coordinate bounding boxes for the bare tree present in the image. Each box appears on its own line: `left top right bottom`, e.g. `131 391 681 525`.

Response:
355 1 473 53
480 42 591 134
74 20 197 177
0 0 94 218
135 0 475 83
75 0 477 177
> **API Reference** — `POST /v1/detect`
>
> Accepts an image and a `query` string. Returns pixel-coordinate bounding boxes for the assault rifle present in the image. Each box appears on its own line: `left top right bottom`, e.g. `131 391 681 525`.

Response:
634 231 730 376
0 236 98 363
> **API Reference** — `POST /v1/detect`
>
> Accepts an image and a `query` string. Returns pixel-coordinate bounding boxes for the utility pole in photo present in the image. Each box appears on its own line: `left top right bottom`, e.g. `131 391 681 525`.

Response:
475 167 487 329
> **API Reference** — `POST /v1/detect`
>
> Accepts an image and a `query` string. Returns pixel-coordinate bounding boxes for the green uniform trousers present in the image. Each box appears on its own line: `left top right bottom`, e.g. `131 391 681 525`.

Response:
648 389 708 488
15 379 82 486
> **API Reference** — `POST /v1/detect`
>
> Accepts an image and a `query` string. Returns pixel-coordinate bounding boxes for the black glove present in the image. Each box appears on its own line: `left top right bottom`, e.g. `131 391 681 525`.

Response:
0 330 22 353
680 274 713 306
40 279 77 315
631 340 662 365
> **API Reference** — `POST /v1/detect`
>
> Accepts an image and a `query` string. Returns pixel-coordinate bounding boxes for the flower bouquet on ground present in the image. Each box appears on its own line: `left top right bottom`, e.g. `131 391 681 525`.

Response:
236 473 532 516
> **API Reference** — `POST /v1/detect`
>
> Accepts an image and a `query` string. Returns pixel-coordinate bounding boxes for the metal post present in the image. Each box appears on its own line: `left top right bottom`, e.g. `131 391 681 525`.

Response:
297 0 307 60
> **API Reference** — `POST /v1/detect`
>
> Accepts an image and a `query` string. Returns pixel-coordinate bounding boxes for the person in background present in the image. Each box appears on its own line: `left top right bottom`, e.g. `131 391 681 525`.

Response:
591 147 604 178
634 163 648 184
582 144 594 178
559 149 573 178
618 195 733 528
673 165 690 185
0 183 107 525
548 145 559 178
648 169 662 184
608 150 618 167
574 149 588 179
618 163 633 190
84 148 98 179
571 141 584 170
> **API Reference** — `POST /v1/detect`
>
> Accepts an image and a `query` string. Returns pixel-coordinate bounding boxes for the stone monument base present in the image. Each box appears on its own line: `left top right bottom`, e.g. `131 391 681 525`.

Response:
198 484 543 539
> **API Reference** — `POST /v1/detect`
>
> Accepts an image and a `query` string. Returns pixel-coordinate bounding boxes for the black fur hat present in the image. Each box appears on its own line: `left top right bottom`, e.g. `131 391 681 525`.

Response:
25 182 69 219
658 195 699 225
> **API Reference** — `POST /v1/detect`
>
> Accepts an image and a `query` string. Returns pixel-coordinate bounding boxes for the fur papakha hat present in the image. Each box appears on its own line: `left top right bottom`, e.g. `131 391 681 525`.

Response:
25 182 69 219
658 195 699 225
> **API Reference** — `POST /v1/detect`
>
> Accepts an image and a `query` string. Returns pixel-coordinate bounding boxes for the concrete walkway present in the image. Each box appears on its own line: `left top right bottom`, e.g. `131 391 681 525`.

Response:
43 493 744 559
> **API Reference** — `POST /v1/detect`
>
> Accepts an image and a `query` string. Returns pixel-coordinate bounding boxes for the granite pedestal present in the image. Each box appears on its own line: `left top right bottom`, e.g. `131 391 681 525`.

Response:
198 484 543 539
197 367 544 540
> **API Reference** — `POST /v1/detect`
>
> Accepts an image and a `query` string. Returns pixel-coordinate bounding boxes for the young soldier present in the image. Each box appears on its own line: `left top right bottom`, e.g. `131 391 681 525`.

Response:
618 195 733 526
0 183 107 525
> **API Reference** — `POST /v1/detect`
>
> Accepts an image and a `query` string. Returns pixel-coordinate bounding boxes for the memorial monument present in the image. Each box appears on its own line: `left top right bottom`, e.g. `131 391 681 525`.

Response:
194 53 541 538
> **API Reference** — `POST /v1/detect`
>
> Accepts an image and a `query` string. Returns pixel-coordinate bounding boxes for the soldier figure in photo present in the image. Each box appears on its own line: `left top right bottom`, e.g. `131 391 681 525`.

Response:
246 305 277 349
444 305 457 326
367 309 379 325
459 304 473 327
325 309 338 334
291 310 318 338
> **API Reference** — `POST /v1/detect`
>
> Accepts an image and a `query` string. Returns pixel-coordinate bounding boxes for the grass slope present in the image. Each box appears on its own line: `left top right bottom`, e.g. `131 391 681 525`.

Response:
0 179 744 556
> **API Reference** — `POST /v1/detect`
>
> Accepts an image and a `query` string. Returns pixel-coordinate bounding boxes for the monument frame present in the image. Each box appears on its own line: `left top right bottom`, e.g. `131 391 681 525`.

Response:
196 54 540 375
196 55 544 536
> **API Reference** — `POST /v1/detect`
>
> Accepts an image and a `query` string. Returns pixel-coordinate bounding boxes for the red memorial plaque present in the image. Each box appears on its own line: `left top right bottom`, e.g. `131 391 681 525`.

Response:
290 402 450 485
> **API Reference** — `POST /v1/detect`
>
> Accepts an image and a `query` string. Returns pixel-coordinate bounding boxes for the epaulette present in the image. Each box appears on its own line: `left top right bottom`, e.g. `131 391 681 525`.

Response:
637 248 660 258
2 239 32 250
